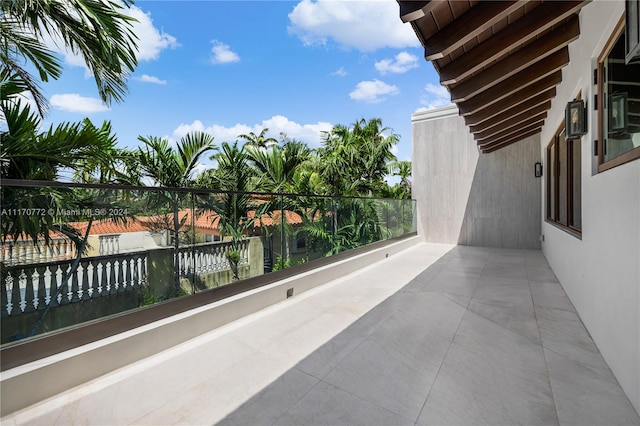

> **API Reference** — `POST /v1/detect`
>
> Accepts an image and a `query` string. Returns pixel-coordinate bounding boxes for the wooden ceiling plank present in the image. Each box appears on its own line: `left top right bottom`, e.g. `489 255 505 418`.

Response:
469 100 552 133
475 112 548 142
399 1 437 23
481 129 542 153
450 18 579 101
479 122 544 148
464 87 556 126
451 47 569 111
458 70 562 118
438 1 588 84
424 0 527 60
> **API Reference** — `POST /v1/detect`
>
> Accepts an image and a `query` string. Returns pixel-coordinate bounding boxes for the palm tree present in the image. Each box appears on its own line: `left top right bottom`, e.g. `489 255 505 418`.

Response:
387 160 412 199
238 128 278 149
136 132 216 295
245 139 311 193
318 118 399 197
0 97 135 337
201 141 259 237
195 141 266 278
0 0 138 116
0 97 125 246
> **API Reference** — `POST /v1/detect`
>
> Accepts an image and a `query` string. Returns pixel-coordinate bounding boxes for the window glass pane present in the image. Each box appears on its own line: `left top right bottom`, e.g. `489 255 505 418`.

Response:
558 131 567 224
571 139 582 229
548 145 555 220
604 31 640 161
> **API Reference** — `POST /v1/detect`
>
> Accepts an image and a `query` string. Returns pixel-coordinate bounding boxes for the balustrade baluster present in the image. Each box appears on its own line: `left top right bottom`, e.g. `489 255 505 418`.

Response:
99 261 108 296
46 265 57 307
8 272 21 315
11 270 24 314
1 271 11 318
23 267 36 313
16 243 23 264
141 256 148 285
125 258 133 290
70 263 81 302
81 260 90 300
203 250 210 273
216 246 223 271
128 256 140 288
117 259 125 292
24 244 32 264
36 266 47 310
91 260 100 298
107 261 116 295
60 241 67 260
183 251 189 277
58 265 70 305
212 246 218 271
131 256 139 288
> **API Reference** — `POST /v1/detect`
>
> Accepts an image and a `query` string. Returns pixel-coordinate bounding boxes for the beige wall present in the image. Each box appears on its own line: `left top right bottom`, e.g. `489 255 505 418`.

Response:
412 106 541 249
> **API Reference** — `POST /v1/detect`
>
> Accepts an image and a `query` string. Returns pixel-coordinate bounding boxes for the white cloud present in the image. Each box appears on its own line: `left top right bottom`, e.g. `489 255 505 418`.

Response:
210 40 240 64
191 162 214 177
349 79 399 103
127 5 179 61
42 3 178 70
173 116 333 148
50 94 110 113
375 52 419 75
288 0 420 52
5 91 39 114
136 74 167 85
331 67 348 76
419 83 452 110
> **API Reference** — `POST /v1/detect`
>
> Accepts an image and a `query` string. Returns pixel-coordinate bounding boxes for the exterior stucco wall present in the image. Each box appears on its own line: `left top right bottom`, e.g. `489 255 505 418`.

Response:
539 0 639 414
412 107 541 249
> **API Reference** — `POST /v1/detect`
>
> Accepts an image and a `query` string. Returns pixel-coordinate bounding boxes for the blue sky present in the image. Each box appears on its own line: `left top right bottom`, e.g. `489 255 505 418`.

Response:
37 0 452 172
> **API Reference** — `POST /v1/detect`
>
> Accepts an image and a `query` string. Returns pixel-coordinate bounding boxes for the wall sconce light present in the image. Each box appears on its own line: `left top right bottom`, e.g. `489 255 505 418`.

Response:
565 99 587 139
534 162 543 178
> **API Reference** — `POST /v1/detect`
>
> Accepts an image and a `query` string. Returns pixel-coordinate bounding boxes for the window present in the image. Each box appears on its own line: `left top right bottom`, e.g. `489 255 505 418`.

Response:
598 18 640 171
547 125 582 236
627 0 640 64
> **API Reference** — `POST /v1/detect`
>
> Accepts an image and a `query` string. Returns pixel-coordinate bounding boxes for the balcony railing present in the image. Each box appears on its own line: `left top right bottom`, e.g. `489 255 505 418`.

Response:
1 180 416 343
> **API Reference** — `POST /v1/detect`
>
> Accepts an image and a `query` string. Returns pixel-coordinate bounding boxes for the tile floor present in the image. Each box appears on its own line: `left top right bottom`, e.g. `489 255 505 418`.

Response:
2 243 639 425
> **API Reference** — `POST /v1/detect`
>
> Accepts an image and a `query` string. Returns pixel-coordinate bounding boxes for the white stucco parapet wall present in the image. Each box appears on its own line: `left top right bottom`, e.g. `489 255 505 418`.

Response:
411 105 459 123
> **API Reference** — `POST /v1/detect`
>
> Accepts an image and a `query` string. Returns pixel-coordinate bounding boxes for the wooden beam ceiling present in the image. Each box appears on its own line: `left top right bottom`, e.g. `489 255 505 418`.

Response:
481 129 542 153
466 94 554 130
398 1 437 24
422 1 528 60
458 71 562 120
438 1 586 84
479 120 545 149
470 101 552 136
400 0 590 153
458 47 569 113
475 112 548 142
449 19 578 102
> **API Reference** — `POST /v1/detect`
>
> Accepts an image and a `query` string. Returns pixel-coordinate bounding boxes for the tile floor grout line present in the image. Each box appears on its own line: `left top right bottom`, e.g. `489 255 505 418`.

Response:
414 254 481 424
315 376 418 424
526 257 561 426
266 368 322 426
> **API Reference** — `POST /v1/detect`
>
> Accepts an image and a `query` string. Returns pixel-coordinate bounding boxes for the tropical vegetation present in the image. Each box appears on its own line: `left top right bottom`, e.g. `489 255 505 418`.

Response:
0 0 414 329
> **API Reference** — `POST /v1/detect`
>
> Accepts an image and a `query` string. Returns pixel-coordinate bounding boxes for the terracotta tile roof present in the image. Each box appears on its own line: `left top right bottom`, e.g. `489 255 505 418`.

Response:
6 207 308 241
71 219 151 235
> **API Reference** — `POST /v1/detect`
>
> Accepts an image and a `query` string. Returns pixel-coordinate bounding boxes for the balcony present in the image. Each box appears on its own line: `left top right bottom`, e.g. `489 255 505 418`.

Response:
2 242 639 425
